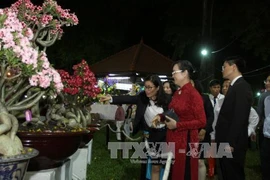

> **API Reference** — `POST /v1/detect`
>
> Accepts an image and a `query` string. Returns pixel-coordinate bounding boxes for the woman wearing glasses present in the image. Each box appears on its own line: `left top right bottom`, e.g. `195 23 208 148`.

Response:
153 60 206 180
99 75 171 180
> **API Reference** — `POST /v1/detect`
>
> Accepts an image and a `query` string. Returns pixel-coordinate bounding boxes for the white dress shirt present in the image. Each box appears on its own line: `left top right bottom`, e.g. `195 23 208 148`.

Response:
248 107 259 136
144 100 164 128
209 93 225 108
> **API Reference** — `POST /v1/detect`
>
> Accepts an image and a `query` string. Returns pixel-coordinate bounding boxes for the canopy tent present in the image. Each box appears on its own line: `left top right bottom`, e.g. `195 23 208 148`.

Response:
90 39 174 81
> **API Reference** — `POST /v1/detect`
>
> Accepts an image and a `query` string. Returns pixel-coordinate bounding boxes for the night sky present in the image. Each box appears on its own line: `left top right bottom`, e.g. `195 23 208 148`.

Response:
1 0 270 95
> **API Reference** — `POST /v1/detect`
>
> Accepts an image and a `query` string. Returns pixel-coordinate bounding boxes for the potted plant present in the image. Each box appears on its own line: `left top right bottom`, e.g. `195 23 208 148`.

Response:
55 59 101 128
0 3 64 178
55 59 101 146
0 0 93 173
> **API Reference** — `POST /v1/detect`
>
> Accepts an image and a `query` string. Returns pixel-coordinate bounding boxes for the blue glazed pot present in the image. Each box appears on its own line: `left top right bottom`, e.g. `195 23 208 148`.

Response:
0 147 39 180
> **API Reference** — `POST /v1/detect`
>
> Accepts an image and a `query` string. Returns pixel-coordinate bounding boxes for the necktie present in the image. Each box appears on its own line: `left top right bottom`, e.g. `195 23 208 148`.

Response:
214 97 217 106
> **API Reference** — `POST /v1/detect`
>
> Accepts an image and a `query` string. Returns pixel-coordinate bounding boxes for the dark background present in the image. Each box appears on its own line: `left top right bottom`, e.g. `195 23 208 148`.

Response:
1 0 270 96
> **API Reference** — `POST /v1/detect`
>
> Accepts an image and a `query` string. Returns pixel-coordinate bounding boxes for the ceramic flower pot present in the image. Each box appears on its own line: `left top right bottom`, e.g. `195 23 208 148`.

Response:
17 131 87 171
0 147 39 179
80 126 100 148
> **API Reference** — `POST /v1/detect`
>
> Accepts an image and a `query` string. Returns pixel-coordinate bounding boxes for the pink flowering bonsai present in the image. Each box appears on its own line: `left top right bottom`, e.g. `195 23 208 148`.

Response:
0 0 78 156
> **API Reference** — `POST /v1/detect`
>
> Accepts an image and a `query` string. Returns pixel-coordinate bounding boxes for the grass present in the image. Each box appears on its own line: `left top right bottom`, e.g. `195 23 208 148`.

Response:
87 123 141 180
245 145 262 180
87 125 262 180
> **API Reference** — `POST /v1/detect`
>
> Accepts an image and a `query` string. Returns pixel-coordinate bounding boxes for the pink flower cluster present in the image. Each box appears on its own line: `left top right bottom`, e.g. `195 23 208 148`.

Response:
9 0 79 39
58 60 101 101
29 52 63 92
0 9 63 92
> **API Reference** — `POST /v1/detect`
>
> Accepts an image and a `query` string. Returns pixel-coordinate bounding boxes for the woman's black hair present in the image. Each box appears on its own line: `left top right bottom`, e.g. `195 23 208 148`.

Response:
163 80 178 95
193 80 204 95
144 74 167 106
173 60 198 79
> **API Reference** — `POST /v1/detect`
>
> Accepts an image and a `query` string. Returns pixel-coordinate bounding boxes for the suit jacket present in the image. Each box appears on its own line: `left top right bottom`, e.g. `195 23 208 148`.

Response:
112 91 171 135
215 77 253 163
201 93 214 143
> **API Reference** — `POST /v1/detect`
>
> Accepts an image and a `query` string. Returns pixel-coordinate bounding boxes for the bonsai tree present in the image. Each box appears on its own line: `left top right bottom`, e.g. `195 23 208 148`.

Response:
10 0 79 51
50 60 101 128
0 0 78 156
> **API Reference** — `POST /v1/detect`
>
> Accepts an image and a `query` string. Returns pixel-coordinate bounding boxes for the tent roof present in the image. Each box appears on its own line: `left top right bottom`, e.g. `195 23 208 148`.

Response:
90 39 174 76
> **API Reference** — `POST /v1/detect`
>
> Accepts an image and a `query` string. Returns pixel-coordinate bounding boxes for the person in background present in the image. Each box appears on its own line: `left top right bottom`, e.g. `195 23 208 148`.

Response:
115 104 125 141
191 79 214 180
123 104 134 137
215 56 253 180
208 79 225 108
100 75 171 180
208 80 225 180
163 80 178 95
152 60 206 180
256 74 270 180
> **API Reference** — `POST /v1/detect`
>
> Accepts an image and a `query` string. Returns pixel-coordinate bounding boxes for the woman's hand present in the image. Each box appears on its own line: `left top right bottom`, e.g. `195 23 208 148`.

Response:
198 129 206 141
99 95 112 102
164 115 177 129
152 115 161 128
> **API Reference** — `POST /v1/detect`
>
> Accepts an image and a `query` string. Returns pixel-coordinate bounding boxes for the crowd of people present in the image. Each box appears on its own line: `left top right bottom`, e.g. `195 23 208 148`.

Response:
100 56 269 180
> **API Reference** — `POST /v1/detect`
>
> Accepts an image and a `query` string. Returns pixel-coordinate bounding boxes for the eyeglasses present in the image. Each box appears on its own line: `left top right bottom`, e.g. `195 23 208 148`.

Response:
222 66 227 71
144 86 155 90
172 70 183 75
264 80 270 84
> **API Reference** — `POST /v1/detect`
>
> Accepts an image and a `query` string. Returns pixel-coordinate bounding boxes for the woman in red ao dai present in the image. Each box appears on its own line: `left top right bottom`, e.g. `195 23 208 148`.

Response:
153 60 206 180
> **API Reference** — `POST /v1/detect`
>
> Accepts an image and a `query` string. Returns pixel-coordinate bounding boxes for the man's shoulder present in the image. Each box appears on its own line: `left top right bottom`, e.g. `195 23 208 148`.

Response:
261 91 270 99
205 93 212 98
218 93 225 99
201 93 210 100
236 77 251 86
234 78 252 91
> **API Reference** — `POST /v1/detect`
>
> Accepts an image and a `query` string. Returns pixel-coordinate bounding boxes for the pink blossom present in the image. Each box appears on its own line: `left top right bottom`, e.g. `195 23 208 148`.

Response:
0 7 64 94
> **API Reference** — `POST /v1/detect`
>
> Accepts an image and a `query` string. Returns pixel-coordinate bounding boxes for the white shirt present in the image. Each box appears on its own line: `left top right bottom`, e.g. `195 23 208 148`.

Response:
144 100 164 128
248 107 259 136
209 93 225 108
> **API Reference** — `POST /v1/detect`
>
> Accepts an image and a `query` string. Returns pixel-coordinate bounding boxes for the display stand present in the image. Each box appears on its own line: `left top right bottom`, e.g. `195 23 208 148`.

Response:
25 159 72 180
55 158 72 180
71 146 88 180
87 139 93 165
24 168 56 180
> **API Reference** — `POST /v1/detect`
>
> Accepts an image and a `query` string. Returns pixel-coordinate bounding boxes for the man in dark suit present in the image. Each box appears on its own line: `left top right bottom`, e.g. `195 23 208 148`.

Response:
215 56 253 180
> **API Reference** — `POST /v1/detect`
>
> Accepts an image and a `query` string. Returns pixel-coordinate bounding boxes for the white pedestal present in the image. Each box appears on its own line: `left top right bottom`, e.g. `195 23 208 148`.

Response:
24 159 72 180
55 158 72 180
24 168 56 180
87 139 93 165
71 147 88 180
